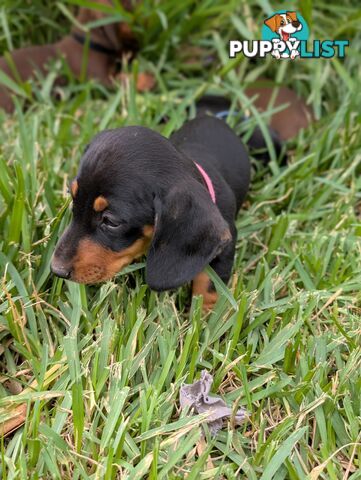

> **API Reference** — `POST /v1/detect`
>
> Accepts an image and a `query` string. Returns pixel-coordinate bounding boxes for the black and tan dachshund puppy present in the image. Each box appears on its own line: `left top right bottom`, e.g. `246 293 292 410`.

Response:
51 115 251 310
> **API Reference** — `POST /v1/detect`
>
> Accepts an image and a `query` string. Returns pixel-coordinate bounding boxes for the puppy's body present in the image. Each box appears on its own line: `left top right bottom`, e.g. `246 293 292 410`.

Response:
170 116 250 302
0 45 57 112
0 37 115 112
0 39 118 113
170 115 250 211
52 116 251 310
244 84 313 141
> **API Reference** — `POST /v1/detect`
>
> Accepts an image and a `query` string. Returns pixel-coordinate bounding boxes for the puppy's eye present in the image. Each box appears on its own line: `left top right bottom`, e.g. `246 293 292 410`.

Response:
101 216 121 229
280 20 285 26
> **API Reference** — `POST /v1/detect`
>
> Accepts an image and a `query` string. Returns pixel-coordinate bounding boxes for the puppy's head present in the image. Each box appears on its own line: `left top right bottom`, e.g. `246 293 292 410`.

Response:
51 127 231 290
264 12 302 41
75 0 138 54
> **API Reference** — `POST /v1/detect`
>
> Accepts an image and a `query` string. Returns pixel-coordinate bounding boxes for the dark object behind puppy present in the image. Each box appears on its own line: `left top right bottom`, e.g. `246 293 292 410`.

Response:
196 95 284 161
196 82 313 160
51 116 251 310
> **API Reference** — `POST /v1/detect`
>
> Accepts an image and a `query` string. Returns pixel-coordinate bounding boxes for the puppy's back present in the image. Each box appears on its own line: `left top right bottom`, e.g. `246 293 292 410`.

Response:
170 115 250 205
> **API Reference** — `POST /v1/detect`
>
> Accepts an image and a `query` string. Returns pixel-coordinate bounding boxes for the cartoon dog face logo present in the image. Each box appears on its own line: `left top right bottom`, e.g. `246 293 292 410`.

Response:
264 11 303 59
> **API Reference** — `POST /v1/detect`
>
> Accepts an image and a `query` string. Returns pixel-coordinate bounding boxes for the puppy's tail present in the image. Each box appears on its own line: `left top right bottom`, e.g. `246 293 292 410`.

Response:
195 95 284 163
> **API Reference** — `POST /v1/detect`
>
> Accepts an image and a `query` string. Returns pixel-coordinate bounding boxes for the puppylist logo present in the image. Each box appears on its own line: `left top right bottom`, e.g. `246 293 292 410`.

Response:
229 10 349 60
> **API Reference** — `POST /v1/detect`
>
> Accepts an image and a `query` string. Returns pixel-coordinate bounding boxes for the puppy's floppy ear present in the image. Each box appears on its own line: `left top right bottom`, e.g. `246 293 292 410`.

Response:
146 180 231 291
264 14 279 32
287 11 298 22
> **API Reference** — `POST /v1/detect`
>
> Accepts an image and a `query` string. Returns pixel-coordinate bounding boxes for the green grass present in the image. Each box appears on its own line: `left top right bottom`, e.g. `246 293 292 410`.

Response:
1 1 361 478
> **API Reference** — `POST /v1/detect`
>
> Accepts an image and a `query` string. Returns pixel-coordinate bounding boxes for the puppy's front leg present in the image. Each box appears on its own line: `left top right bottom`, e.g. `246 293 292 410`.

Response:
192 228 236 312
192 271 219 311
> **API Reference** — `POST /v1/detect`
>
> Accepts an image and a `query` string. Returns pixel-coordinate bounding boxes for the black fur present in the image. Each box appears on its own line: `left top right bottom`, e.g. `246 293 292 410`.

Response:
196 94 284 161
52 115 251 290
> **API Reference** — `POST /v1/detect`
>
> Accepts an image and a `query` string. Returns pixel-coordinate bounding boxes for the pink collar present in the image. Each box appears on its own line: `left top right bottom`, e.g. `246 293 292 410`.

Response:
194 162 216 203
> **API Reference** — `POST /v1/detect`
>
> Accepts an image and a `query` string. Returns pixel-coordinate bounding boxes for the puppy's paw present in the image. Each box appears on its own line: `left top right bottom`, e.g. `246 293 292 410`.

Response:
136 72 156 92
115 72 156 92
192 272 218 313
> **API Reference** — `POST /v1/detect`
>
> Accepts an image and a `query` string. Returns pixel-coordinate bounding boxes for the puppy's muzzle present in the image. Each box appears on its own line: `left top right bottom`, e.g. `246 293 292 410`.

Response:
51 256 72 279
292 20 300 28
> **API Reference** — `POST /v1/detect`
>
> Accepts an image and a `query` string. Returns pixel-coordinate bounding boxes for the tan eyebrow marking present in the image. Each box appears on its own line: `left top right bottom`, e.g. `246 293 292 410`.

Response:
143 225 154 239
93 196 109 212
70 180 78 198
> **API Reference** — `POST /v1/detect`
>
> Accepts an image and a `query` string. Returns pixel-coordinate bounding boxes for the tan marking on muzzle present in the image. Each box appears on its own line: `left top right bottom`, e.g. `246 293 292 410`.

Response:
93 196 109 212
192 272 218 312
71 227 154 284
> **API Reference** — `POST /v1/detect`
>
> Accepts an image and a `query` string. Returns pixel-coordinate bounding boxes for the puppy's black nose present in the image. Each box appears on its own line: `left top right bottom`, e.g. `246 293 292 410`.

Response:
292 20 300 27
51 260 71 279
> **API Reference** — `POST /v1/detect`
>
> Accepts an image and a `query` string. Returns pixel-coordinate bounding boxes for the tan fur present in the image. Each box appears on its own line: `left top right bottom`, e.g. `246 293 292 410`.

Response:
71 225 154 283
93 195 109 212
70 180 79 198
72 237 150 283
192 272 218 312
245 82 313 141
143 225 154 238
134 72 156 92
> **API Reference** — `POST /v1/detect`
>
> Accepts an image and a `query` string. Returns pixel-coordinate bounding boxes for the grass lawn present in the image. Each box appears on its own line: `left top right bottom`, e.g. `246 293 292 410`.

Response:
0 1 360 478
